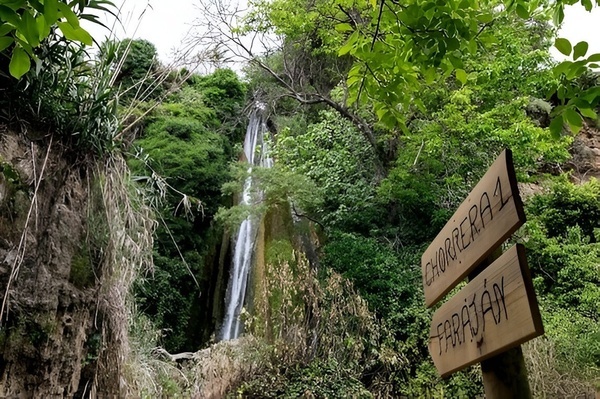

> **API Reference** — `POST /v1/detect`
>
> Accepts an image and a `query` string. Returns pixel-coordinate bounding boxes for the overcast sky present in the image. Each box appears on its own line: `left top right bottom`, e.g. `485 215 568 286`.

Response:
84 0 200 62
84 1 600 64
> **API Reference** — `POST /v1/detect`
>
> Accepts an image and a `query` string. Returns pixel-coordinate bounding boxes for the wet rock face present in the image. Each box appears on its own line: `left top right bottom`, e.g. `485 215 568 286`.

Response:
0 131 100 397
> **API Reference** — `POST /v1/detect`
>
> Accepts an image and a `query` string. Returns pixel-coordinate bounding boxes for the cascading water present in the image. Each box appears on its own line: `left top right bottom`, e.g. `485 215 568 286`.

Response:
220 103 272 341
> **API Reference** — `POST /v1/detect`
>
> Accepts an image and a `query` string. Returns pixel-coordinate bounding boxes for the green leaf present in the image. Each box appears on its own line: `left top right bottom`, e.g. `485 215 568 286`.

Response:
423 67 437 84
57 21 92 45
28 0 43 13
0 23 14 36
582 87 600 103
579 107 597 119
566 61 587 80
455 68 467 85
0 5 21 27
22 10 39 46
564 108 583 134
44 0 58 25
57 2 79 27
446 37 460 51
36 14 49 40
9 45 30 78
582 0 593 11
553 6 565 26
477 13 493 23
0 36 13 52
335 23 353 33
553 60 573 77
338 31 357 56
586 53 600 62
0 0 26 11
549 114 564 139
516 4 529 19
448 54 464 69
555 38 572 56
467 39 477 54
573 41 588 60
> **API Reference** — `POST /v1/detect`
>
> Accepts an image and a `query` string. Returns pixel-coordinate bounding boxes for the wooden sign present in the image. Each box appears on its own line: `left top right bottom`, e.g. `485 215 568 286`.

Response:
421 149 526 307
428 244 543 378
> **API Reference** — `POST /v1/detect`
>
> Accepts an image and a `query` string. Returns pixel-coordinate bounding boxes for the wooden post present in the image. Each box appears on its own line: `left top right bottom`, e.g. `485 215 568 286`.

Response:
471 249 532 399
481 346 532 398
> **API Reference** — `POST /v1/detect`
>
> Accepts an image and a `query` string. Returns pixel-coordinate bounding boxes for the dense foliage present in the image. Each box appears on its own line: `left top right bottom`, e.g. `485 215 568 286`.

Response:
130 68 247 351
523 178 600 388
111 0 600 394
0 0 105 78
5 0 597 395
0 1 122 155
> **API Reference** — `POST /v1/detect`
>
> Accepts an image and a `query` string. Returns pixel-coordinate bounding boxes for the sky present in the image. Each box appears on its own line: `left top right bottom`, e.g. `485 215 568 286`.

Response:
84 0 201 62
549 4 600 61
84 1 600 64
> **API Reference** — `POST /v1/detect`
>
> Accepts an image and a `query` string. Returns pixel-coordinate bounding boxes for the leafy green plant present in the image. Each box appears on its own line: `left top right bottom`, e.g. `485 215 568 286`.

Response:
236 358 373 398
0 0 112 78
527 177 600 242
272 110 381 232
100 38 165 102
236 252 379 398
0 9 124 155
321 233 483 396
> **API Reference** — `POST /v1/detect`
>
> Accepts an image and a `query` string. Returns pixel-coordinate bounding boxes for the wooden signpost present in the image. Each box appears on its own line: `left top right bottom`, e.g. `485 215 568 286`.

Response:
422 149 544 398
421 149 526 307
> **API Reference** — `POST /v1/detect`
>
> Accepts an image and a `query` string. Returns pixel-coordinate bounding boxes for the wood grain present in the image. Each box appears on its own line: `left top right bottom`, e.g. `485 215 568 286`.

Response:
428 244 543 378
421 149 526 307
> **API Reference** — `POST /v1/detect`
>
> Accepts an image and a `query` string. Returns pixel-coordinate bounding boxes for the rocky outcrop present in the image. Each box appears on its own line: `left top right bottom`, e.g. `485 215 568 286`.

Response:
0 131 97 397
568 122 600 182
0 129 151 397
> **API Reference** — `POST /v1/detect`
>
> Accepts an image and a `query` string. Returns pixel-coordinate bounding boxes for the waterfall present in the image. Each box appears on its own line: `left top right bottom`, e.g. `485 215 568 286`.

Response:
220 103 271 341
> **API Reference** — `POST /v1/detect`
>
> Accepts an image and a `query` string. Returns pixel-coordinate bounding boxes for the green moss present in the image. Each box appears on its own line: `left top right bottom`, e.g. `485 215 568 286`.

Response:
265 239 294 266
70 245 95 289
0 161 25 218
83 332 101 366
11 315 57 347
0 162 21 186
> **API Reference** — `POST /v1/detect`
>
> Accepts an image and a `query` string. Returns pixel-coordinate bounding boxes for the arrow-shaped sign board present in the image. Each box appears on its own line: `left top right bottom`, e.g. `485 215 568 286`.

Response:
428 244 543 377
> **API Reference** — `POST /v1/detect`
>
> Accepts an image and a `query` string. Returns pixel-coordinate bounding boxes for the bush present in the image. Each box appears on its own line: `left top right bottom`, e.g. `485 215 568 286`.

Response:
527 177 600 242
235 359 373 398
321 232 483 397
521 178 600 391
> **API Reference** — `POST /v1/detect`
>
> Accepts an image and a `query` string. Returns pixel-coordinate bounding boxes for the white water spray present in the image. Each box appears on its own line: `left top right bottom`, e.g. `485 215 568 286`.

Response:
220 104 271 341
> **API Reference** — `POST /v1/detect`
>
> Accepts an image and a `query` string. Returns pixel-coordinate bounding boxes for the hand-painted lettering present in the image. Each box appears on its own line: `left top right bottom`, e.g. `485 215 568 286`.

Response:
480 279 494 332
425 261 433 286
494 176 510 211
479 191 493 228
423 180 503 287
468 204 479 242
433 275 509 355
437 322 444 355
493 276 507 321
452 313 461 346
459 216 470 250
444 319 453 352
452 227 461 254
445 237 456 262
438 247 446 273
